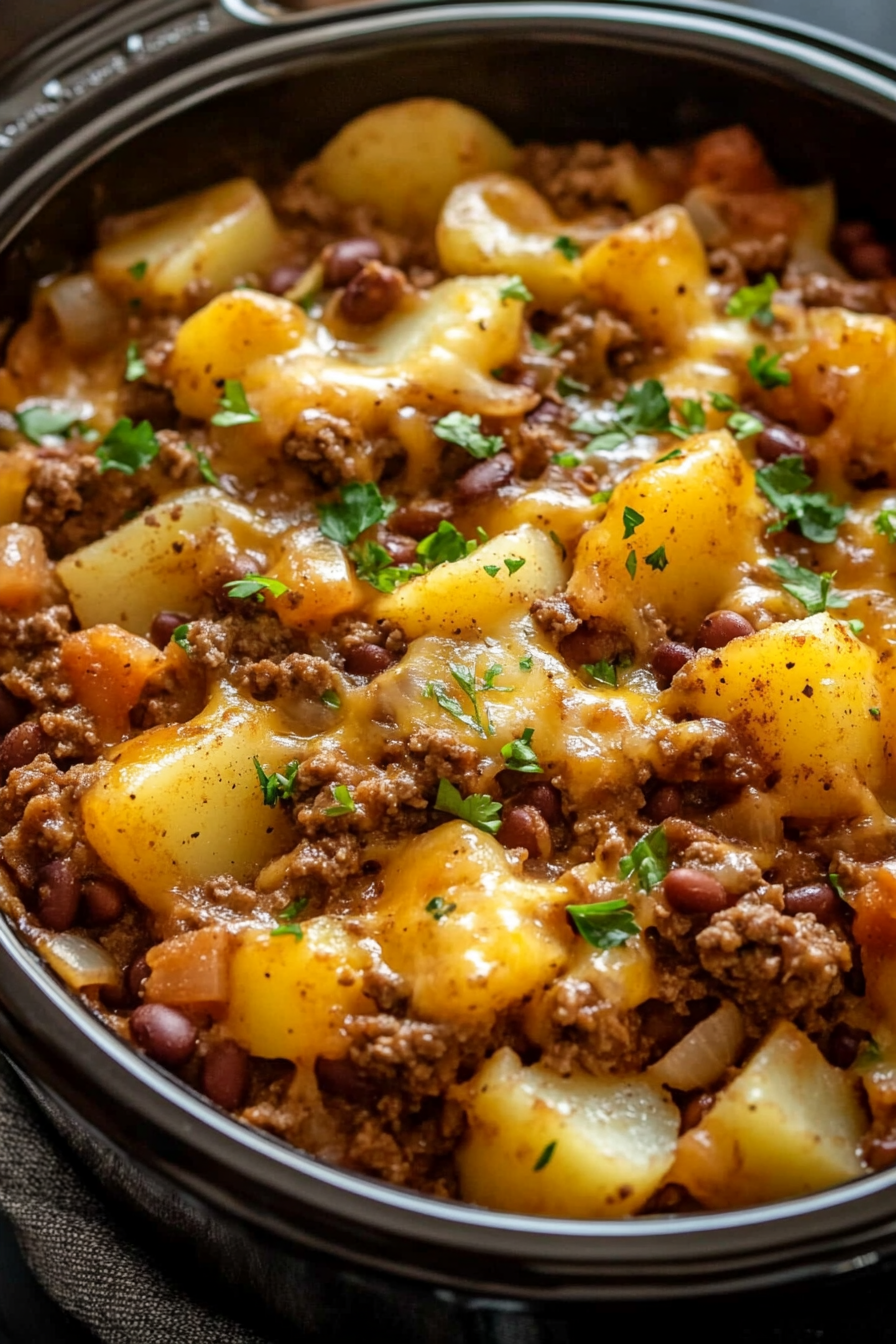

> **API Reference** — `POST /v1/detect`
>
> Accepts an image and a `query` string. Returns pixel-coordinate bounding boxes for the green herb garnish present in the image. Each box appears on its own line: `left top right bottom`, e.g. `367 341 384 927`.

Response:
324 783 356 817
619 825 669 891
625 550 637 579
530 331 561 356
829 872 845 898
756 456 845 543
583 660 617 687
426 895 457 920
318 481 396 546
210 379 260 427
874 509 896 544
127 259 148 281
519 656 533 671
224 574 289 602
351 540 422 593
727 410 765 440
554 236 581 260
533 1140 557 1171
557 373 589 398
670 398 706 438
271 897 309 940
254 757 299 808
726 273 777 327
433 411 503 460
499 275 534 302
768 557 849 615
96 418 159 475
622 506 645 539
321 689 341 710
124 342 147 382
171 623 192 655
424 662 511 738
433 777 503 835
416 520 477 566
567 898 640 949
748 343 791 389
14 405 85 444
500 727 542 773
646 545 669 571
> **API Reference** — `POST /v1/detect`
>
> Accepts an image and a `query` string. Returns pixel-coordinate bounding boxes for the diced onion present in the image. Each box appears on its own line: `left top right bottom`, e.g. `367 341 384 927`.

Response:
682 188 729 247
40 932 120 990
45 273 124 356
649 1000 744 1092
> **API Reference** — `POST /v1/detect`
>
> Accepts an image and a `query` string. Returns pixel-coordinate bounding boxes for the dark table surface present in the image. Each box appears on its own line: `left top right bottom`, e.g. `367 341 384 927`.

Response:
2 0 896 1339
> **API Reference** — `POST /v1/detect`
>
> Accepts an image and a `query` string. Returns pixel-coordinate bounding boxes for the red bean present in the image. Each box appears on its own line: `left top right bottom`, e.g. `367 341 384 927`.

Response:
662 868 733 915
323 237 383 289
647 784 682 823
836 220 875 250
0 685 24 737
755 424 814 474
389 499 452 539
36 859 80 932
848 240 893 280
0 721 48 778
454 452 513 503
315 1055 374 1104
131 1003 197 1068
651 641 693 685
126 954 151 1003
149 610 190 650
526 397 563 424
343 643 395 678
381 532 419 566
783 883 839 923
202 1039 250 1111
497 805 551 859
826 1022 867 1070
81 877 126 925
266 264 303 296
695 610 754 651
339 261 404 324
681 1091 716 1132
514 781 563 827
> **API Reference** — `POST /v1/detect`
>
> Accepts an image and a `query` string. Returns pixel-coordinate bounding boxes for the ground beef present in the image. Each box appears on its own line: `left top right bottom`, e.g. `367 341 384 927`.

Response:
185 611 306 673
781 267 892 314
333 615 406 660
540 978 650 1077
547 306 643 384
120 380 179 431
346 1014 487 1097
22 447 153 557
530 592 580 641
236 651 338 703
0 605 71 673
0 755 109 889
283 410 370 485
516 141 639 221
708 232 790 291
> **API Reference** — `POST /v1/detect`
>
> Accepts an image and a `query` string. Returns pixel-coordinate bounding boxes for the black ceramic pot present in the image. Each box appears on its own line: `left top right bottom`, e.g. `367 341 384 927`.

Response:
3 1 896 1327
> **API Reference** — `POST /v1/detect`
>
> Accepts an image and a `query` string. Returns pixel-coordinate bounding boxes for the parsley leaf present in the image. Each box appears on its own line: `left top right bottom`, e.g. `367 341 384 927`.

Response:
571 379 675 453
625 550 637 579
748 343 791 389
500 727 542 773
619 826 669 891
351 540 422 592
828 872 845 899
756 456 846 543
434 777 503 835
127 259 148 280
646 545 669 571
669 398 706 439
124 342 147 382
96 418 159 475
416 520 477 565
554 235 581 260
190 444 219 486
848 619 865 636
591 489 613 505
210 379 260 427
623 506 645 539
504 555 526 575
499 275 534 302
519 656 533 671
533 1140 557 1171
254 757 299 808
324 783 356 817
171 623 192 655
871 706 882 720
530 331 561 356
768 556 849 614
710 391 739 412
557 373 589 397
14 405 85 444
321 689 341 710
426 896 457 920
567 898 640 949
874 509 896 544
656 448 683 464
726 273 777 327
548 530 567 561
483 564 500 578
727 410 765 440
224 574 289 602
424 662 511 738
433 411 503 460
271 896 309 941
583 660 617 686
317 481 396 546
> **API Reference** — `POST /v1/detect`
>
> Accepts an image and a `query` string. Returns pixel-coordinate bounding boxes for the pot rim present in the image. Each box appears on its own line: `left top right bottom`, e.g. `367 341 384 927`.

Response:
3 0 896 1296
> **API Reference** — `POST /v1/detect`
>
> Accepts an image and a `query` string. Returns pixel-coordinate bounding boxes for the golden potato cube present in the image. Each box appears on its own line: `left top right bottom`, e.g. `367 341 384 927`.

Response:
663 613 885 819
457 1047 680 1216
266 527 365 630
94 178 280 311
0 523 56 613
226 918 376 1062
0 447 32 526
316 98 514 231
672 1021 866 1208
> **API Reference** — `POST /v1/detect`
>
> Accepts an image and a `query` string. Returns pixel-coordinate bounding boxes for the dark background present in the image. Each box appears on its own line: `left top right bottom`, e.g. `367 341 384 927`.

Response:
2 0 896 1339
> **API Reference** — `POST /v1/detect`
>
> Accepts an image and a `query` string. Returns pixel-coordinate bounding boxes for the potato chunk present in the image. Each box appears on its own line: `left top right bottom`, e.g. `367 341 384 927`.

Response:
226 919 376 1062
457 1048 679 1216
672 1022 866 1208
93 178 280 311
266 527 365 630
368 822 572 1024
663 613 885 819
316 99 514 230
0 523 56 613
81 682 299 912
59 626 164 744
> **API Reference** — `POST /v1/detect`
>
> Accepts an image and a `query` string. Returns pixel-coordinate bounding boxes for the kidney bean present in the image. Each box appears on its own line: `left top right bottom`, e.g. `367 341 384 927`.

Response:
647 784 682 823
755 423 814 474
81 877 126 925
662 868 733 915
343 643 395 678
454 452 514 504
783 883 839 923
514 781 563 827
0 721 48 778
848 240 893 280
526 397 563 424
0 685 24 737
126 954 152 1003
339 261 404 324
149 610 190 650
695 610 754 651
381 532 419 566
389 499 452 539
651 641 693 685
131 1003 197 1068
681 1091 716 1132
315 1055 375 1104
202 1039 250 1111
36 859 80 932
266 264 303 296
323 237 383 289
497 805 551 859
836 220 876 250
826 1022 867 1070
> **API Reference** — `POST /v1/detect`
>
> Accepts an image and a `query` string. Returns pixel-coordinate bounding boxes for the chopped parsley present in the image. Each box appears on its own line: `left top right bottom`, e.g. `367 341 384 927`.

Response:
583 660 617 687
828 872 845 898
622 506 644 539
556 373 589 397
571 378 674 453
670 398 706 438
171 623 192 655
483 564 500 577
127 259 148 281
210 379 260 427
591 489 613 505
433 411 504 460
351 540 422 592
14 405 85 444
755 456 845 543
848 619 865 636
567 898 640 949
254 757 299 808
530 331 561 356
324 783 356 816
619 825 669 891
426 895 457 920
768 556 849 615
646 545 669 571
190 444 219 486
223 574 289 602
500 727 542 773
416 520 477 565
504 556 526 574
96 418 159 475
519 656 533 671
548 530 567 560
725 273 777 327
655 448 683 464
433 777 503 835
871 706 882 720
321 689 341 710
124 341 147 382
499 275 534 302
748 344 791 389
271 897 309 941
317 481 395 546
727 410 765 440
710 391 739 412
424 662 511 738
533 1140 557 1171
874 509 896 544
855 1037 883 1071
554 235 581 260
625 550 637 579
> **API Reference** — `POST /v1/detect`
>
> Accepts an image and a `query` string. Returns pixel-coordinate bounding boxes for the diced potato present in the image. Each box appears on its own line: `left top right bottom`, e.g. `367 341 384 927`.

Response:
226 918 376 1062
59 626 164 744
80 681 299 912
663 613 885 819
316 99 514 231
169 290 309 421
454 480 598 555
368 822 573 1024
146 928 232 1008
266 527 364 629
581 206 711 351
567 431 762 647
0 447 32 526
56 487 281 633
94 178 280 311
370 522 566 639
0 523 56 613
456 1047 679 1216
672 1022 866 1208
